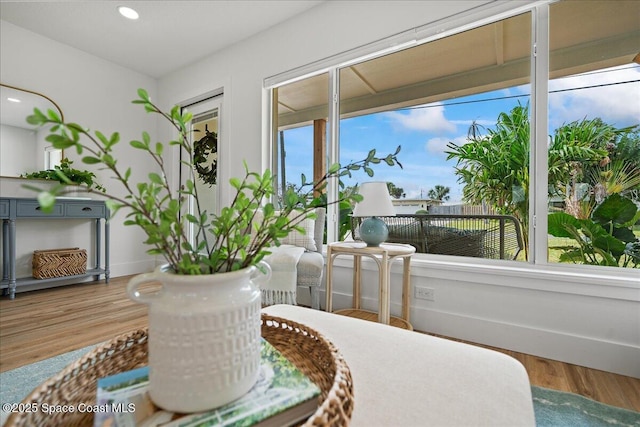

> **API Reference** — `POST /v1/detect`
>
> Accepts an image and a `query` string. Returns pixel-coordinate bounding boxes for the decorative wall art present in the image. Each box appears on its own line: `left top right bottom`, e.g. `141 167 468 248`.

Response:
193 126 218 186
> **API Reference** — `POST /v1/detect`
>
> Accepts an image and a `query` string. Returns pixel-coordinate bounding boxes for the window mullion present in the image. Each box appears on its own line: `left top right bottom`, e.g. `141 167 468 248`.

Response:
531 3 550 265
327 68 340 244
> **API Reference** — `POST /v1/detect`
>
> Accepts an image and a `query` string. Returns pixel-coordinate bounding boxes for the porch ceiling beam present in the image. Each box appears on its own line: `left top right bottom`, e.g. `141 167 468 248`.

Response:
348 66 378 94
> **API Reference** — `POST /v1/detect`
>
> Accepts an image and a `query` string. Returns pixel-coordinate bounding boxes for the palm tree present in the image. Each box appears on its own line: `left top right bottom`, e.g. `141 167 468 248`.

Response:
550 119 639 219
445 103 614 252
428 185 450 201
387 182 406 199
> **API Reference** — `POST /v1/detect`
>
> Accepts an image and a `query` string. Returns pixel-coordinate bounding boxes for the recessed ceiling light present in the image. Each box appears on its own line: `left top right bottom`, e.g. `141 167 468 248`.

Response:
118 6 139 20
7 97 21 103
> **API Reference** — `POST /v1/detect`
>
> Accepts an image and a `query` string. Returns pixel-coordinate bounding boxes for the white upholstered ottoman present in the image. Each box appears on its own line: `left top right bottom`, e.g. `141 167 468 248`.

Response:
262 304 535 426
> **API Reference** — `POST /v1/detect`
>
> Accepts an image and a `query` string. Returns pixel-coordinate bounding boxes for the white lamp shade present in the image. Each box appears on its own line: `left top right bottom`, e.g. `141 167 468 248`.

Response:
352 181 396 217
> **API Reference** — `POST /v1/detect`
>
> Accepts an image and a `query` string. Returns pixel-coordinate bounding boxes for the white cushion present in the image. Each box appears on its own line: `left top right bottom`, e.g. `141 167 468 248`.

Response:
281 212 316 251
262 305 535 426
252 210 316 252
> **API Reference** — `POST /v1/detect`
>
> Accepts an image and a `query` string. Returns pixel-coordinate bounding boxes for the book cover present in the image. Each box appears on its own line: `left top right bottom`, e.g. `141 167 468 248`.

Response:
94 339 321 427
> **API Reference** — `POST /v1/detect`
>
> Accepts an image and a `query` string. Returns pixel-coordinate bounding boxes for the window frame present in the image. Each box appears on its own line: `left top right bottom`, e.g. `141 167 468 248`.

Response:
264 0 640 282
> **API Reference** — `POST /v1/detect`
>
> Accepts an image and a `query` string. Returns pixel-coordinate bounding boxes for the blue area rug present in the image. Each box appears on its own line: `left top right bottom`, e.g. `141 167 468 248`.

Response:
532 385 640 427
2 347 639 426
0 344 97 425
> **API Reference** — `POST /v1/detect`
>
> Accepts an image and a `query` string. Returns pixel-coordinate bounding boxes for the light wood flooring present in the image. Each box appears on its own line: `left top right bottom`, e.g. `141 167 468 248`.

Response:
1 276 639 412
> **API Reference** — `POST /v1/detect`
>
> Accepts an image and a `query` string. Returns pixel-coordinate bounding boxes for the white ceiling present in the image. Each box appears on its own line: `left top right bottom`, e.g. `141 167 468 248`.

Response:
0 0 323 79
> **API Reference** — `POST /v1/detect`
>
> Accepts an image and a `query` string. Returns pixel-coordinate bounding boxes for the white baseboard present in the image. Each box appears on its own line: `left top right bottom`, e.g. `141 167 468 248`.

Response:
107 260 156 278
328 291 640 378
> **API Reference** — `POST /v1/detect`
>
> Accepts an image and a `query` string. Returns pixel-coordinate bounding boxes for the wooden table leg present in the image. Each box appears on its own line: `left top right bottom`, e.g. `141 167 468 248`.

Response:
378 251 390 324
402 256 411 322
325 248 334 313
353 255 361 309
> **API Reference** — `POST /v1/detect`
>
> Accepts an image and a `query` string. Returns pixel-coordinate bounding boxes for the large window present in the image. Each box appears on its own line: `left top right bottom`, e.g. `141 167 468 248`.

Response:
269 1 640 270
338 13 530 261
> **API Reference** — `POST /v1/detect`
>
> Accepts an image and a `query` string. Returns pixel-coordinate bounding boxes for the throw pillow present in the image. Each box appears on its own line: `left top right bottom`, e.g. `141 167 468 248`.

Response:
251 210 317 252
282 212 317 252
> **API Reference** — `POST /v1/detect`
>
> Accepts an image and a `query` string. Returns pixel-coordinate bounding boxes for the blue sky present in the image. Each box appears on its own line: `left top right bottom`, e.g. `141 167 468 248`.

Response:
282 65 640 204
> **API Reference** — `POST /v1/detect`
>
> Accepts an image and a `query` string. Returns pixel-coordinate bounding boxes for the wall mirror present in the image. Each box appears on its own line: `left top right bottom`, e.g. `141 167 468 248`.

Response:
0 83 64 178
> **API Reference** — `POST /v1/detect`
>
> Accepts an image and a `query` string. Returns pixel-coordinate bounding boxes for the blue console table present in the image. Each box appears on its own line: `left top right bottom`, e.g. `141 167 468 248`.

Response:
1 197 110 299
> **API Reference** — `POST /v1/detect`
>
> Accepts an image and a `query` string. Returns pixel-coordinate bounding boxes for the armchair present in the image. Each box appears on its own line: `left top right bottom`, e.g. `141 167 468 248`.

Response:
261 208 325 309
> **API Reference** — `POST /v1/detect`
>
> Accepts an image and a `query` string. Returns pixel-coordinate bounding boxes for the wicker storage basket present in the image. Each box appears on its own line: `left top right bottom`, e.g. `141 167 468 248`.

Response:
6 314 354 427
32 247 87 279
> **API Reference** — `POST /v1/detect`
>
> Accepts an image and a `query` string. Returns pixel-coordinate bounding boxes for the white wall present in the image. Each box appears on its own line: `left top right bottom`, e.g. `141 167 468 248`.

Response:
0 21 160 279
158 0 639 377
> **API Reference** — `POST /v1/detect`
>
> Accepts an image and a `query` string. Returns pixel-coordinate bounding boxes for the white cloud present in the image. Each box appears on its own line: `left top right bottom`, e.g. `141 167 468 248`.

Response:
425 135 467 156
384 103 456 133
549 65 640 128
450 119 495 128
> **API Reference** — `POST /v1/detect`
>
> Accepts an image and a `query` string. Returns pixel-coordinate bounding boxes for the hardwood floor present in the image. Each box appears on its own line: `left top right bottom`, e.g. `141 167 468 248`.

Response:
1 276 639 412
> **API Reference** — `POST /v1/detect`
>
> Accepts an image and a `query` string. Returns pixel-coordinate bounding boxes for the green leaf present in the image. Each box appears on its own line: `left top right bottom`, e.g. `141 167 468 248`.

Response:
366 149 376 161
37 192 57 213
95 131 110 146
149 173 164 185
82 156 101 164
592 194 637 226
130 140 147 150
230 178 242 190
137 88 149 101
548 212 581 238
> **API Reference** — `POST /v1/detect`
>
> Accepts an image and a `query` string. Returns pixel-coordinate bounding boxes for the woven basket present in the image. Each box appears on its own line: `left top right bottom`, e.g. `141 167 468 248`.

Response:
32 248 87 279
5 314 354 427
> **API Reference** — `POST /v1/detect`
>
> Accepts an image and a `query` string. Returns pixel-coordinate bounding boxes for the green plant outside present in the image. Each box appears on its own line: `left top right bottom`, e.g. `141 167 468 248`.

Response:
446 103 639 267
548 194 640 267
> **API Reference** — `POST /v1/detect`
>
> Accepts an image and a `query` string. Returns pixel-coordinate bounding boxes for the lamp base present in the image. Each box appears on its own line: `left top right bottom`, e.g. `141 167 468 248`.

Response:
359 217 388 247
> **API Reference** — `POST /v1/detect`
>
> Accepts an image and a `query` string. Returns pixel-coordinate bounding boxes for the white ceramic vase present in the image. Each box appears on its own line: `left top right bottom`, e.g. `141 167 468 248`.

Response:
127 262 270 413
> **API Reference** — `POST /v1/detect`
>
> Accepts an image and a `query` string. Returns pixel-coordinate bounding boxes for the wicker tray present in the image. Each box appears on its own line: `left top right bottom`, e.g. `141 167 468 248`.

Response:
5 314 354 427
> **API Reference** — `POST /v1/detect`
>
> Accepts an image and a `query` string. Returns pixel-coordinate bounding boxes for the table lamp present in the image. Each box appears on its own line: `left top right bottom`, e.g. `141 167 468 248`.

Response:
352 181 396 246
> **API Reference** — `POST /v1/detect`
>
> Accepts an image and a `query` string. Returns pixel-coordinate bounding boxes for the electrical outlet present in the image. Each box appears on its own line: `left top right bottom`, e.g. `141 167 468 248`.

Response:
415 286 435 301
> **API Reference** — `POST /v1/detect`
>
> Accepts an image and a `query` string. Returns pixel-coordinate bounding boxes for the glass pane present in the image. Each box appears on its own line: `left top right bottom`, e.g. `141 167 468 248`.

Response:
338 13 531 262
547 1 640 268
273 72 329 233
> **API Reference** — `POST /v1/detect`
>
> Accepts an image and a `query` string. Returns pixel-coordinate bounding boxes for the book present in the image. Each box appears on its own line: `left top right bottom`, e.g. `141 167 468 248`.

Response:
94 339 321 427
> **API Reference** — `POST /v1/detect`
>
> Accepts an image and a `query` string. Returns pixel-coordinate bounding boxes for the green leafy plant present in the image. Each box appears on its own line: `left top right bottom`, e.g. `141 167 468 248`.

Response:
445 103 635 255
27 89 402 275
548 193 640 267
21 158 106 193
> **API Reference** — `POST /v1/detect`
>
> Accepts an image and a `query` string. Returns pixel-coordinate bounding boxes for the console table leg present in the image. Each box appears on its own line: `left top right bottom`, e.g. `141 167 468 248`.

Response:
8 219 16 299
353 255 361 310
105 219 110 283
